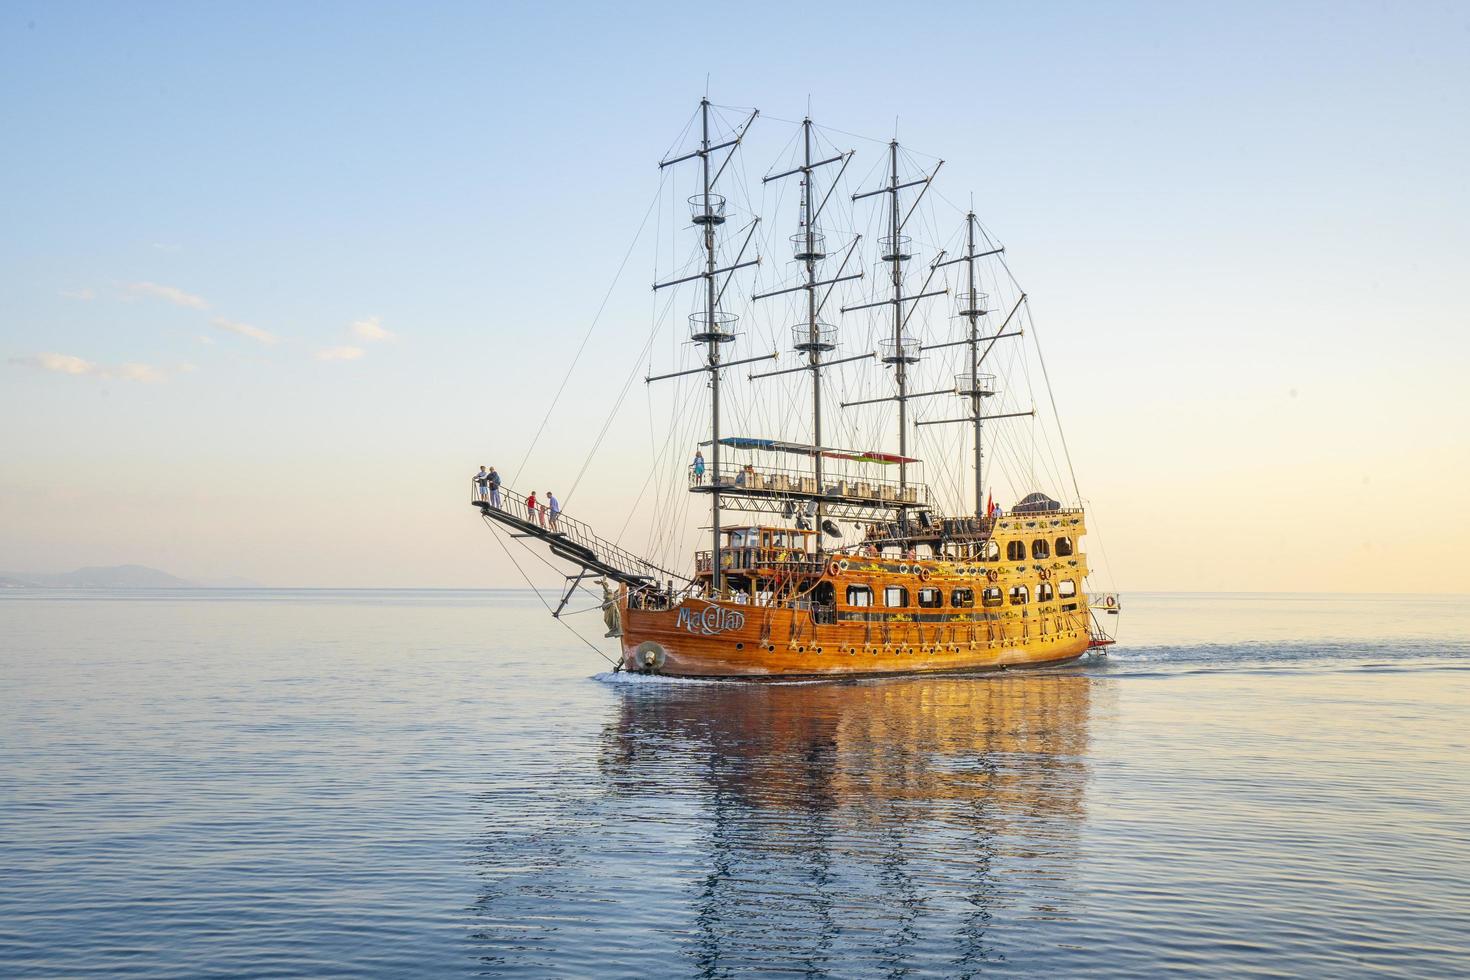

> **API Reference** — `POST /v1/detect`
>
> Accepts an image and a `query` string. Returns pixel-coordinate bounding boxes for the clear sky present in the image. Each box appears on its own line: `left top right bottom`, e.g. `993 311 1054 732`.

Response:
2 1 1467 591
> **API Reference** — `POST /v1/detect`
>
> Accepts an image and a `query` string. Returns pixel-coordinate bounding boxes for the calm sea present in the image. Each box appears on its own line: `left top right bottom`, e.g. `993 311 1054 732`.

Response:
2 590 1468 978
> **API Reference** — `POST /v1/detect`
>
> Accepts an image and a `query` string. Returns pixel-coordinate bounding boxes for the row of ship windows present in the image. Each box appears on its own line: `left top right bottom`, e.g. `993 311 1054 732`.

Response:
1006 536 1074 561
847 581 1077 609
959 537 1076 561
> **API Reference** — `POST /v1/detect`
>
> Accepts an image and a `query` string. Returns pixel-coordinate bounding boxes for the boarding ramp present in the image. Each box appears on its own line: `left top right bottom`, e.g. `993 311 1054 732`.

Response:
470 482 685 590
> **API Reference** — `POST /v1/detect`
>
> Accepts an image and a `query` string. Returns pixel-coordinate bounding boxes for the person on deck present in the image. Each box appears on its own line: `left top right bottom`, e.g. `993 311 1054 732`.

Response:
547 492 561 531
488 467 502 509
525 491 538 524
692 450 706 485
474 465 489 501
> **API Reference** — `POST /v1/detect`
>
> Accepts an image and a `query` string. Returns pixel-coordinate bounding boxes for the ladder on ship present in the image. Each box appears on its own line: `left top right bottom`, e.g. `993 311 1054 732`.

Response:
469 483 686 599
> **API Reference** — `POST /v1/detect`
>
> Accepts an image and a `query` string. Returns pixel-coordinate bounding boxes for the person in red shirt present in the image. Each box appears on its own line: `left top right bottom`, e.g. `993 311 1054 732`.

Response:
525 491 538 524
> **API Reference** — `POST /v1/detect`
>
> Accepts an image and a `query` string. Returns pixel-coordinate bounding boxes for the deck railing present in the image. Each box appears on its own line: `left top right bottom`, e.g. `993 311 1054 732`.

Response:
688 461 926 506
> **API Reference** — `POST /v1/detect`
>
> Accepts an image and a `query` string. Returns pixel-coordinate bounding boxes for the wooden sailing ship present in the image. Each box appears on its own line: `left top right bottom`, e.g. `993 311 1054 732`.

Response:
472 98 1119 678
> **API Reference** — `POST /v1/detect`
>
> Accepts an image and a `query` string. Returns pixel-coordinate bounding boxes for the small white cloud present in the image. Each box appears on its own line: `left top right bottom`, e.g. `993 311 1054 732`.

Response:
116 362 167 383
14 352 98 375
61 287 96 301
316 346 365 361
10 352 172 383
350 315 393 342
211 316 277 345
128 281 209 310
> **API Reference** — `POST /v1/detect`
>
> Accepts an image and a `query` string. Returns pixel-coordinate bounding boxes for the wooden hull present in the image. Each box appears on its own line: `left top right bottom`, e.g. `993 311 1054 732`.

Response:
619 599 1090 678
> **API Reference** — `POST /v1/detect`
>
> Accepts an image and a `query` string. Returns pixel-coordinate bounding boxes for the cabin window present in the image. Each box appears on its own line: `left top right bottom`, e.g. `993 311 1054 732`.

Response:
1038 581 1054 602
981 587 1003 607
982 540 1000 562
1009 585 1029 605
951 587 975 608
883 586 909 608
1055 536 1074 557
1032 539 1050 559
1058 579 1077 599
917 587 943 609
846 585 873 607
1006 540 1026 562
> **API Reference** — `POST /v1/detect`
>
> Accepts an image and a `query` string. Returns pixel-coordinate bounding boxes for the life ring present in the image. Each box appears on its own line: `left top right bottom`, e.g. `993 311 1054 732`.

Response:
918 567 932 583
897 564 909 575
986 570 999 583
634 640 666 671
1105 595 1116 608
829 560 841 577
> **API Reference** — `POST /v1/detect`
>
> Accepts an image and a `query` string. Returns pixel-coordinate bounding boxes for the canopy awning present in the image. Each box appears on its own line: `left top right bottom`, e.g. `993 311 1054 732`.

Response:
702 437 919 465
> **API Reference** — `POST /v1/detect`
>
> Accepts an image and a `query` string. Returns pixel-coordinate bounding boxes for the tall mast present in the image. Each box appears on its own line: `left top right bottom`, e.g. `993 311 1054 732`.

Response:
803 120 824 552
702 100 723 591
966 212 983 518
650 99 761 596
846 144 941 524
889 141 908 498
753 118 855 554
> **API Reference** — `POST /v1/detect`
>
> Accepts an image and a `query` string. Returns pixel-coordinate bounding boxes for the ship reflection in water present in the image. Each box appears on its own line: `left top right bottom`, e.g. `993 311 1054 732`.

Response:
472 673 1096 976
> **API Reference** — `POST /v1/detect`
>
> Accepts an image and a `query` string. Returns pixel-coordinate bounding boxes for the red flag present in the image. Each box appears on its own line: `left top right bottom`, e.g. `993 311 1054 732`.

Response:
986 492 993 517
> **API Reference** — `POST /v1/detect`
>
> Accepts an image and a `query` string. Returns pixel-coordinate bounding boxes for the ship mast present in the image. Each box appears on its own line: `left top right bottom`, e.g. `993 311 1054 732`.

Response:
702 102 722 589
846 144 943 523
752 119 855 555
963 213 987 518
649 99 762 594
921 217 1033 516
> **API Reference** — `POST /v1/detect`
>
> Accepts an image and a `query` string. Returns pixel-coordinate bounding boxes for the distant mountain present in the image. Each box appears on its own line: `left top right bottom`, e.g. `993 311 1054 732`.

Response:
0 564 256 589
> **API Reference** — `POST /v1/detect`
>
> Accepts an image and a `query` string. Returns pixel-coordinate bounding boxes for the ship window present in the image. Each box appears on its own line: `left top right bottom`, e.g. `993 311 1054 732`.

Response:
884 586 909 608
1009 585 1029 605
1032 539 1050 559
981 587 1003 607
1006 540 1026 561
1038 581 1054 602
846 585 873 607
982 539 1000 562
1058 579 1077 599
917 587 943 608
951 587 975 608
1055 536 1074 557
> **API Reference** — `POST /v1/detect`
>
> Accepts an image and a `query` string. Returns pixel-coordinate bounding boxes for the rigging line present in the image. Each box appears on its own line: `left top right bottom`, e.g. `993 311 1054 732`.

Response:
481 517 619 668
1002 276 1082 505
565 283 680 508
510 180 664 487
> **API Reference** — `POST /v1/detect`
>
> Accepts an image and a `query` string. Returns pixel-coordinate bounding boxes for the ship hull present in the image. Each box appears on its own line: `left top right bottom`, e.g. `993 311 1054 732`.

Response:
620 599 1090 679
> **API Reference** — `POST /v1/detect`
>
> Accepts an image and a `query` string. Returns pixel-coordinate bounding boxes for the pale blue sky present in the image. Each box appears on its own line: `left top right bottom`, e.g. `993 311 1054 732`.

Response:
2 2 1467 589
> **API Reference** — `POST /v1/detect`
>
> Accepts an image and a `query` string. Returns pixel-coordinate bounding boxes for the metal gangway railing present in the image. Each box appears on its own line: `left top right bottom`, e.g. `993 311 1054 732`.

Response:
470 481 684 589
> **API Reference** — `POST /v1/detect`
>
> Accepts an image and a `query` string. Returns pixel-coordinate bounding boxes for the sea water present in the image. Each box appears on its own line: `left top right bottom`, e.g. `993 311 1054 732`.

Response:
2 590 1467 977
